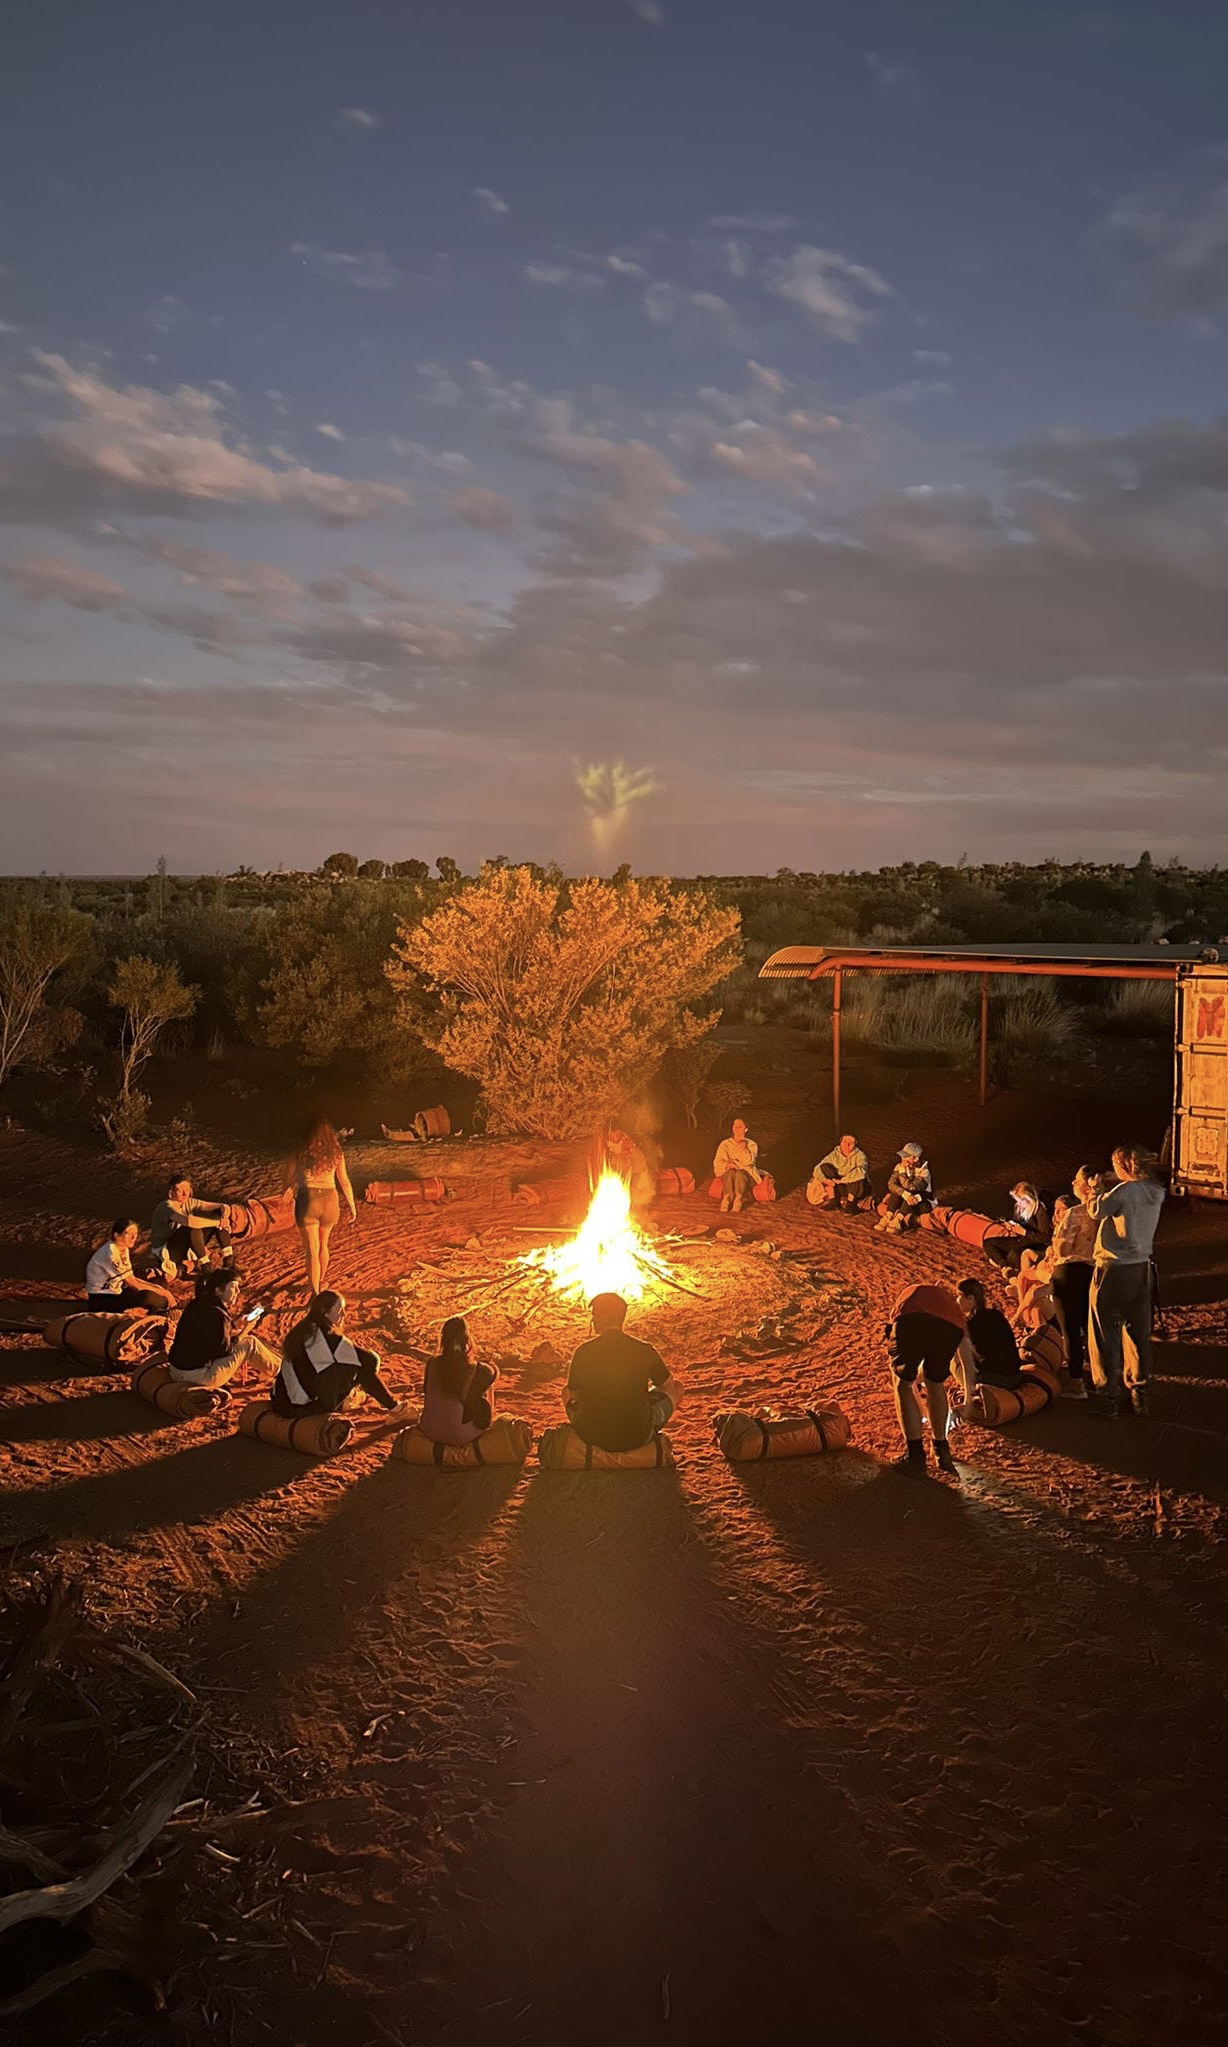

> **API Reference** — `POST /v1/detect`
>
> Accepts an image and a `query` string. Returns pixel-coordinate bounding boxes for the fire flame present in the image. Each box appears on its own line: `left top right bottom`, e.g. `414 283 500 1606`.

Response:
519 1169 674 1302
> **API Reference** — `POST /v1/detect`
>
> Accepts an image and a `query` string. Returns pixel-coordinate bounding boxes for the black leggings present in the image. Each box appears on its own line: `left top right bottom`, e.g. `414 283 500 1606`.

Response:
824 1176 870 1209
271 1344 394 1418
985 1229 1048 1275
1051 1261 1092 1379
87 1283 170 1315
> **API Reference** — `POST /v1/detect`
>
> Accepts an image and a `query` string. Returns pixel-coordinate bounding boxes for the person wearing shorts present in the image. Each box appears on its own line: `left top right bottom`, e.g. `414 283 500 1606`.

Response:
289 1118 356 1296
887 1281 966 1476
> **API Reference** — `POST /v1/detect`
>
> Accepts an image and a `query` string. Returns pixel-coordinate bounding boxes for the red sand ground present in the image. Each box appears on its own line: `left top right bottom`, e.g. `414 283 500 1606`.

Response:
2 1059 1228 2046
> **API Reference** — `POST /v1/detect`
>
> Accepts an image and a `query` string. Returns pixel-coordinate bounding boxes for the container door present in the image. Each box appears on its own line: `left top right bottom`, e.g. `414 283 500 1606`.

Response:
1173 971 1228 1199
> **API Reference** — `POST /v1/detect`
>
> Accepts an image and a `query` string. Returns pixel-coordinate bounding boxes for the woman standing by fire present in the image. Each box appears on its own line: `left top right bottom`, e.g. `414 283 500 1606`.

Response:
289 1118 356 1297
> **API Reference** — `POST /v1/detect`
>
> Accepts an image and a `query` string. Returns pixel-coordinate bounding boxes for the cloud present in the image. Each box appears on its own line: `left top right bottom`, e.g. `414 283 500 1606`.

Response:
145 294 190 335
522 262 606 293
575 759 659 851
516 413 689 576
315 422 345 441
707 212 797 234
763 244 893 341
3 354 409 526
628 0 666 22
290 243 401 290
451 485 520 531
3 552 129 611
474 186 511 216
866 51 925 100
336 106 381 130
143 540 310 614
1095 157 1228 315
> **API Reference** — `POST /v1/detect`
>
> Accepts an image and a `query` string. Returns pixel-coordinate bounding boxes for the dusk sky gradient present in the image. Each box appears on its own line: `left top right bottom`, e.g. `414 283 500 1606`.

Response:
3 0 1228 873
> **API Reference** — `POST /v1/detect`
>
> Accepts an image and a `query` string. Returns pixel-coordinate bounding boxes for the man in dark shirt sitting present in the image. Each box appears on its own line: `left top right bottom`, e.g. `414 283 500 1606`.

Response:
168 1268 278 1389
565 1293 678 1453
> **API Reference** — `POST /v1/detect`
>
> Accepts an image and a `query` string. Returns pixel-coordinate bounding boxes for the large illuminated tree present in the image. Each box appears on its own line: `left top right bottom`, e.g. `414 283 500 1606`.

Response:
387 865 741 1138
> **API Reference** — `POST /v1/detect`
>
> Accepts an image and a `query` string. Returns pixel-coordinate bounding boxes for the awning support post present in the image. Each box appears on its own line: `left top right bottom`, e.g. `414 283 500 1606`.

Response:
978 973 990 1109
832 965 842 1134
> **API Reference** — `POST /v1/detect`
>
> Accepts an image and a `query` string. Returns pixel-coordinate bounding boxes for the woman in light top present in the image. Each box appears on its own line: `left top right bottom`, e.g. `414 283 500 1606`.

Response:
290 1118 356 1296
419 1316 499 1448
713 1118 760 1214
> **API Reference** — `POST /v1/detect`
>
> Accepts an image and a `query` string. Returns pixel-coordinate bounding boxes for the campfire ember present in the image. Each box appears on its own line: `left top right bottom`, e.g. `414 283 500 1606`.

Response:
517 1169 675 1302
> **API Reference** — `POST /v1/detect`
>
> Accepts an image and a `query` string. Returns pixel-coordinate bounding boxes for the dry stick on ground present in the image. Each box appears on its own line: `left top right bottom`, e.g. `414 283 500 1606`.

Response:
75 1635 199 1707
0 1576 82 1755
0 1755 193 1936
0 1827 68 1884
0 1947 121 2021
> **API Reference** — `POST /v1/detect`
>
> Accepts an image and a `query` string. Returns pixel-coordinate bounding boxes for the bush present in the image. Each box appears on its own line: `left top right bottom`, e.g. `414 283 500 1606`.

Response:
257 881 431 1073
663 1038 722 1127
388 865 741 1138
0 895 91 1090
991 987 1081 1083
1095 981 1174 1039
841 976 976 1069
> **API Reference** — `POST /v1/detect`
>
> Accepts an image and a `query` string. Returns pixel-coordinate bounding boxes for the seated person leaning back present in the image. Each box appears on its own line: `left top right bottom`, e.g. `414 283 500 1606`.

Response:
151 1173 233 1276
270 1291 403 1419
85 1218 175 1315
419 1315 499 1447
565 1292 679 1453
168 1267 278 1389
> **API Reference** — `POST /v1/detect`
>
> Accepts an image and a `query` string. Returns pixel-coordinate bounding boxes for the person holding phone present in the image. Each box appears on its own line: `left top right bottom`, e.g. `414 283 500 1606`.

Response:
168 1268 278 1390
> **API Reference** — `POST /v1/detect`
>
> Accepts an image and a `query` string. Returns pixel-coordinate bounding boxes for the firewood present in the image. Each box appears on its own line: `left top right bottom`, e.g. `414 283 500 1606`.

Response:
0 1575 81 1754
0 1948 119 2020
0 1755 192 1936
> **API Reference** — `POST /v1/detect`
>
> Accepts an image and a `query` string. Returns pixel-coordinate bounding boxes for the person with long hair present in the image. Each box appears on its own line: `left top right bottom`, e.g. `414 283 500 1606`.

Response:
290 1118 356 1296
1086 1144 1165 1418
419 1316 500 1448
984 1181 1051 1274
85 1218 175 1315
1046 1173 1097 1398
270 1291 403 1419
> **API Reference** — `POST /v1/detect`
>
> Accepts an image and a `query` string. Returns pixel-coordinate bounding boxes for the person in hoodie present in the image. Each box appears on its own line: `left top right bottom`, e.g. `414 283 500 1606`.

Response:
1086 1146 1165 1418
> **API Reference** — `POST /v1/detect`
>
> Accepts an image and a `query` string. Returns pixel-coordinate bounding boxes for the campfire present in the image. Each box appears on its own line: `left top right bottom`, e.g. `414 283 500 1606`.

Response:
517 1169 675 1301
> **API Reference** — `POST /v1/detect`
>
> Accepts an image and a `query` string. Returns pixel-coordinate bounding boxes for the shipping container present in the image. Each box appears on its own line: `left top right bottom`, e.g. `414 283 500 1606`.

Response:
1171 963 1228 1201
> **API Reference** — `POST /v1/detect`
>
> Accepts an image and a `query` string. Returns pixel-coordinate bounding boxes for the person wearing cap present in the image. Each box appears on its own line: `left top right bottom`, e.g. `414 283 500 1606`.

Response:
886 1280 964 1475
876 1143 934 1233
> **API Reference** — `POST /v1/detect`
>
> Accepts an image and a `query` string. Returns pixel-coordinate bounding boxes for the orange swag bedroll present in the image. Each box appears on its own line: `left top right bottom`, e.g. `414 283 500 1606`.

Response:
715 1404 852 1461
973 1363 1062 1427
222 1192 296 1242
44 1310 167 1368
131 1360 230 1419
390 1416 533 1467
537 1423 675 1470
237 1401 353 1457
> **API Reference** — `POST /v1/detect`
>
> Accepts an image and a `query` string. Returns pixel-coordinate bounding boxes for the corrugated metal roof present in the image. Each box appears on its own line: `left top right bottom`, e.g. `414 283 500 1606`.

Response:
759 941 1217 981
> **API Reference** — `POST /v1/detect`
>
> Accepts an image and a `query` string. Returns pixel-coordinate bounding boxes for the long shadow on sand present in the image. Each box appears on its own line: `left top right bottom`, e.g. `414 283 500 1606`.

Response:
0 1389 173 1444
0 1430 305 1542
443 1462 945 2047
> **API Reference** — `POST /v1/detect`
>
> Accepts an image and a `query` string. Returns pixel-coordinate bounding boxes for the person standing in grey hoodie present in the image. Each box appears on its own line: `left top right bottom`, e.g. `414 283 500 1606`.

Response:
1086 1145 1165 1418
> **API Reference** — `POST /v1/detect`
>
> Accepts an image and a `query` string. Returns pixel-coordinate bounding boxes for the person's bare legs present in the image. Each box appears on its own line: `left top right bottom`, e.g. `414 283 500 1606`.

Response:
299 1219 322 1295
318 1220 335 1291
892 1375 925 1443
954 1339 978 1410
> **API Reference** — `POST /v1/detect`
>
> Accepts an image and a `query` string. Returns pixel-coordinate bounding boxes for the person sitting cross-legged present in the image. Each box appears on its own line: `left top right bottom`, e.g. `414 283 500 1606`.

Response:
270 1292 405 1420
565 1293 679 1454
419 1315 500 1448
875 1144 934 1234
167 1267 278 1390
85 1219 175 1316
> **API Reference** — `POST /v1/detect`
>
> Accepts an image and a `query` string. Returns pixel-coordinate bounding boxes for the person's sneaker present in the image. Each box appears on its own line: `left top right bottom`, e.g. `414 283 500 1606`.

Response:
1061 1377 1089 1401
873 1216 890 1232
891 1447 928 1476
1128 1386 1151 1418
934 1441 959 1476
1089 1397 1121 1420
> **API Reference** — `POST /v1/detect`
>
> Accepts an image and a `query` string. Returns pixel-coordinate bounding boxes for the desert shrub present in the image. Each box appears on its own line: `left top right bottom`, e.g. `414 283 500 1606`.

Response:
388 865 741 1138
706 1079 753 1130
108 956 198 1110
257 881 432 1073
991 987 1081 1083
841 976 976 1068
1095 981 1175 1039
663 1038 722 1128
0 894 91 1090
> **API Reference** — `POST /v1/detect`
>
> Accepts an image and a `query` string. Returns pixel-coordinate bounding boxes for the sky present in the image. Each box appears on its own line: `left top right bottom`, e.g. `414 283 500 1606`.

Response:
3 0 1228 875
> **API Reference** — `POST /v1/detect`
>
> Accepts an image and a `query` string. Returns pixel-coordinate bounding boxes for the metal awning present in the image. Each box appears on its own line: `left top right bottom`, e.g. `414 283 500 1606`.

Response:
756 941 1213 1129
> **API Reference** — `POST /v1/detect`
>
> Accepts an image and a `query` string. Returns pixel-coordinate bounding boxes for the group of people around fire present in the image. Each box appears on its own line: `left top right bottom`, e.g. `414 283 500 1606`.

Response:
78 1106 1166 1475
